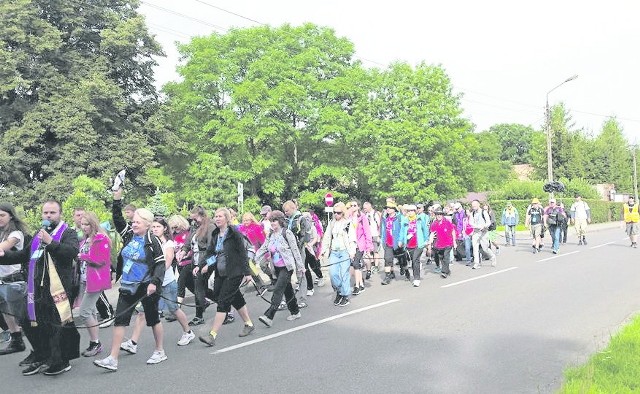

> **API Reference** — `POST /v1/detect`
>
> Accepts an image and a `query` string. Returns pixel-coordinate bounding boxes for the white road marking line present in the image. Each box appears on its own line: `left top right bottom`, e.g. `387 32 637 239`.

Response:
441 267 519 288
536 250 580 262
211 299 400 354
589 241 616 249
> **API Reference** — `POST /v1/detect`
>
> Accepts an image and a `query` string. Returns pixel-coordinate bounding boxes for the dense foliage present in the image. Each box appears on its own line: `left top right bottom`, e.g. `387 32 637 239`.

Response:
2 1 636 217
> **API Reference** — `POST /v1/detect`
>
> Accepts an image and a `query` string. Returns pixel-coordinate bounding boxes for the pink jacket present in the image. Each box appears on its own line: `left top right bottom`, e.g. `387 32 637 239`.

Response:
354 213 374 252
78 233 112 293
238 222 266 252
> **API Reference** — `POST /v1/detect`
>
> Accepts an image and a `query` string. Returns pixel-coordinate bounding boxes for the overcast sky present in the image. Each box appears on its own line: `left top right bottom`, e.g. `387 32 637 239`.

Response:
139 0 640 141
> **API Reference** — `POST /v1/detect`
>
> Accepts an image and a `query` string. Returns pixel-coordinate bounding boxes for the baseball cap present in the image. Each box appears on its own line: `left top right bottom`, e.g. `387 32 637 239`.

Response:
531 198 540 204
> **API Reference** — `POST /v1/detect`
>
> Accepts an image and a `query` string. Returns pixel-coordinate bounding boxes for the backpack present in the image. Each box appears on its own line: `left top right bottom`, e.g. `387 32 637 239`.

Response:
484 210 496 231
547 208 560 226
529 207 543 225
288 213 312 247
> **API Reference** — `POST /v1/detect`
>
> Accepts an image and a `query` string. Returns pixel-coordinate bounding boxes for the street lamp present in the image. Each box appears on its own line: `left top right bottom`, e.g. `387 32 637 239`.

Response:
546 74 578 186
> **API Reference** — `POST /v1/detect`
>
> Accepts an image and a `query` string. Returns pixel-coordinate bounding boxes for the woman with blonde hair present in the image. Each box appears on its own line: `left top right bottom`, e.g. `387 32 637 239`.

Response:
168 214 195 316
94 208 166 371
197 208 255 346
76 212 112 357
321 202 357 306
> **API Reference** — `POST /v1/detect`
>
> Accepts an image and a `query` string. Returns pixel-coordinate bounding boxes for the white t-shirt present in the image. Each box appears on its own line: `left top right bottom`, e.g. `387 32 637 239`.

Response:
570 201 590 220
162 239 176 286
0 231 24 277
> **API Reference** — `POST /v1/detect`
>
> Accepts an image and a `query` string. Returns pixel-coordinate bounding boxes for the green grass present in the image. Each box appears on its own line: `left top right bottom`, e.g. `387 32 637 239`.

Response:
559 314 640 393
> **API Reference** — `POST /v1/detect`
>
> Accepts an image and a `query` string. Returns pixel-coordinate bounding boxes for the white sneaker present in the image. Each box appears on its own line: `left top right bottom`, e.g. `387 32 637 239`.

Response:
412 280 420 287
286 312 301 321
317 278 325 287
146 350 167 365
120 339 137 354
177 330 195 346
306 289 314 296
94 355 118 371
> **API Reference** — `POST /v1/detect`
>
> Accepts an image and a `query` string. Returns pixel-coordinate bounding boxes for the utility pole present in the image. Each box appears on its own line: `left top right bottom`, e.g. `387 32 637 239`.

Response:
633 143 638 202
545 75 578 198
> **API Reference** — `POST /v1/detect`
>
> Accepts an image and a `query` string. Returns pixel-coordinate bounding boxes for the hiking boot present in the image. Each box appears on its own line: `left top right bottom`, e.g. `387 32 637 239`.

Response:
389 271 396 279
43 361 71 376
0 335 26 355
333 293 342 305
146 350 167 364
81 341 103 357
120 339 137 354
188 316 205 326
177 330 195 346
399 267 405 276
582 237 587 245
359 285 365 293
19 351 36 366
381 273 392 285
239 324 255 337
365 270 371 280
352 286 361 296
94 356 118 371
258 315 273 328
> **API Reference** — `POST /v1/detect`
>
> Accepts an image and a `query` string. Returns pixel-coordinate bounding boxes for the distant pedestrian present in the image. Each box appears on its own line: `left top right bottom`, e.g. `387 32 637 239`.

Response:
501 202 519 246
623 196 639 248
525 198 544 253
570 194 591 245
543 198 567 254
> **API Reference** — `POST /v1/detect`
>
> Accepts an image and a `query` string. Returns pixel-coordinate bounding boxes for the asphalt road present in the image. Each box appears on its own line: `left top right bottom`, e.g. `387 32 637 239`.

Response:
1 223 639 393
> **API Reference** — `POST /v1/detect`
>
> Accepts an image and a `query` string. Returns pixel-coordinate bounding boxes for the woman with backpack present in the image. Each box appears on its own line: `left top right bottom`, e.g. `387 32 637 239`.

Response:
197 208 256 346
255 210 305 326
0 202 29 355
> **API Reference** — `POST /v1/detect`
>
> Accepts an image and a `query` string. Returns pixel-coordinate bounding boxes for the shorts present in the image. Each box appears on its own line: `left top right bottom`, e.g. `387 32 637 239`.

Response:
530 224 543 238
351 250 364 269
161 280 179 313
626 222 639 236
371 236 381 252
115 283 161 327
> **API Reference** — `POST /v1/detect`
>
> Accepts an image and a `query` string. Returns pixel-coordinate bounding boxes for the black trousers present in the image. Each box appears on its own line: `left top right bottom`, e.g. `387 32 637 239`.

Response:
194 269 215 318
304 248 323 290
96 291 114 320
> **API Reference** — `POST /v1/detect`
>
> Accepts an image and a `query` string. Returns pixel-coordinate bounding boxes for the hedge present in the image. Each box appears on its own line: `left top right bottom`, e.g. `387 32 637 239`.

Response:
488 199 624 224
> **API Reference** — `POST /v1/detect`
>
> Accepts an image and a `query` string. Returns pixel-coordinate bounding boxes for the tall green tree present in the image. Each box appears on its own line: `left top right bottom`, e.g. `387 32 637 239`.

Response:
588 118 632 191
0 0 164 208
485 123 536 164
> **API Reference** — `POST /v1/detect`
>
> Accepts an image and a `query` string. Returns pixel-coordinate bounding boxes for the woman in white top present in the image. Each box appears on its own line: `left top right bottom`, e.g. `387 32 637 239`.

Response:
321 202 357 307
120 217 195 355
0 202 28 355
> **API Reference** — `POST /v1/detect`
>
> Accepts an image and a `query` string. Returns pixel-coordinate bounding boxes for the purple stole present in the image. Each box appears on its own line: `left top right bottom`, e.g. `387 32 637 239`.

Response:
27 222 68 325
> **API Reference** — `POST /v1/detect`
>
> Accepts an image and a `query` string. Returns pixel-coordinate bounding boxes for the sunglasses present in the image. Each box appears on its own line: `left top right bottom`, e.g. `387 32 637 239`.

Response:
350 204 358 208
334 211 344 215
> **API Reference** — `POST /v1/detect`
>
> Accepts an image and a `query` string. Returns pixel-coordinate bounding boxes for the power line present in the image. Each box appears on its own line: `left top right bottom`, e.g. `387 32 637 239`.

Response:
192 0 265 25
140 0 227 32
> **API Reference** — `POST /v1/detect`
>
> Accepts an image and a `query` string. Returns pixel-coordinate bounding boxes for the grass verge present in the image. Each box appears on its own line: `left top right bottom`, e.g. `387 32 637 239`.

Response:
559 314 640 393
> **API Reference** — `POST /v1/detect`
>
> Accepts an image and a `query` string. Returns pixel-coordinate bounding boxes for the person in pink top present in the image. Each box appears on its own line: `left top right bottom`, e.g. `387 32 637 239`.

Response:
348 201 373 295
238 212 266 251
427 209 456 278
77 212 113 357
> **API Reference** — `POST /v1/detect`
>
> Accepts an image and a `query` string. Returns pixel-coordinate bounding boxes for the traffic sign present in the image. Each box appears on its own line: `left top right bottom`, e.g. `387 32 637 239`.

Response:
324 193 334 207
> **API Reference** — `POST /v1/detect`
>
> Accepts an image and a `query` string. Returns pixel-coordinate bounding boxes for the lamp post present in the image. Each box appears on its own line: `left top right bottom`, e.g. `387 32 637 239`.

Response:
545 75 578 188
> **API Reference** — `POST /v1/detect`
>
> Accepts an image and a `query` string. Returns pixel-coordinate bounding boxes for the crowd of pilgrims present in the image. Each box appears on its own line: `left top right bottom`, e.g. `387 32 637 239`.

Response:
2 187 600 375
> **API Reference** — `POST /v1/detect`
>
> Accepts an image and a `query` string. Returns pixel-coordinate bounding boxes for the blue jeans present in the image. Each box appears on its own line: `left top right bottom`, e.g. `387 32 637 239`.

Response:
329 249 351 297
550 225 561 251
162 280 179 313
505 225 516 245
464 237 472 263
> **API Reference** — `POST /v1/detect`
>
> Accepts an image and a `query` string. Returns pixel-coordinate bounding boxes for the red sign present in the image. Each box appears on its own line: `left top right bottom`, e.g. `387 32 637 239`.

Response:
324 193 334 207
